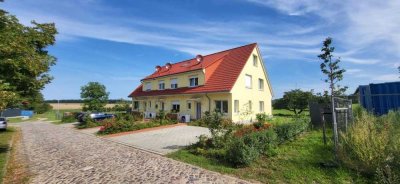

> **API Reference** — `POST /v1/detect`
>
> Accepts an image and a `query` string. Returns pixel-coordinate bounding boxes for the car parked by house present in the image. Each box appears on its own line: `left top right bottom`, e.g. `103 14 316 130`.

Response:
77 112 115 122
0 117 7 130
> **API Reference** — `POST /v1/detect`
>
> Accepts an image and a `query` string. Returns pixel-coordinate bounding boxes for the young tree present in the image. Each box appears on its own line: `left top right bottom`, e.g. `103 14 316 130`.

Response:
0 6 57 110
318 37 347 97
318 37 346 157
80 82 109 112
282 89 313 115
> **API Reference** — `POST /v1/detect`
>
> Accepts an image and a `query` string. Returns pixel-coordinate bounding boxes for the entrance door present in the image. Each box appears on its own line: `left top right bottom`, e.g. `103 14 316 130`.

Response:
196 102 201 119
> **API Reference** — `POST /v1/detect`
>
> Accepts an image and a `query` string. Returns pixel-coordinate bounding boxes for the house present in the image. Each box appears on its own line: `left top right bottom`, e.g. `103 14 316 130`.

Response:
355 81 400 115
128 43 273 123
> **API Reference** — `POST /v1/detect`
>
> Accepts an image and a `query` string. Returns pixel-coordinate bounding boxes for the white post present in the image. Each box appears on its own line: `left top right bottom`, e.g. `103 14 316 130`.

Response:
332 97 339 161
57 99 60 120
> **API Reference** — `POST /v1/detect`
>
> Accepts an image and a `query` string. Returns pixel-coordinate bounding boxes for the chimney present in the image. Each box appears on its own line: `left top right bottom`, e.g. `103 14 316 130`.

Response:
196 54 203 63
165 62 172 70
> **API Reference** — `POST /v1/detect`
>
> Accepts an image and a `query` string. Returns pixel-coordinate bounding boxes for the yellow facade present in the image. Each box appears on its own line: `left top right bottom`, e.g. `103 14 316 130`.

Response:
142 69 205 91
230 47 273 122
132 46 273 123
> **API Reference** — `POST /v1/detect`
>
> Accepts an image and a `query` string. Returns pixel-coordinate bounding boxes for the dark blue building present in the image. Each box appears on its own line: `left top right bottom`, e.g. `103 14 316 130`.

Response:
355 81 400 115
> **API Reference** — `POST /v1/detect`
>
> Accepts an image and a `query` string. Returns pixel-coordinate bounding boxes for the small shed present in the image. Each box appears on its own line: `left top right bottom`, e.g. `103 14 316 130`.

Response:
355 81 400 115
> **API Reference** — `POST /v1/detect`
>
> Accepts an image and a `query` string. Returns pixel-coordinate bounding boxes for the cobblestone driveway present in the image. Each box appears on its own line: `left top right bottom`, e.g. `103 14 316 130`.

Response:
19 121 249 183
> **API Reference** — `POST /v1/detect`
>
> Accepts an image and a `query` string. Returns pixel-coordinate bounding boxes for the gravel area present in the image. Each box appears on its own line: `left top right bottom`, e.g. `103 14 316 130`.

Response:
18 121 249 183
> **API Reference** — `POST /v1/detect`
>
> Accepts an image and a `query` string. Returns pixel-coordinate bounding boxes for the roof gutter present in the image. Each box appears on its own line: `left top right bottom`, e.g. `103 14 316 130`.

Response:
205 93 211 112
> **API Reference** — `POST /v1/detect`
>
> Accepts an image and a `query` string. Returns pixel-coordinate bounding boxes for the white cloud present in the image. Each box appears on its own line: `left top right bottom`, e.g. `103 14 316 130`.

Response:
346 68 362 74
374 74 399 81
246 0 323 16
342 58 379 65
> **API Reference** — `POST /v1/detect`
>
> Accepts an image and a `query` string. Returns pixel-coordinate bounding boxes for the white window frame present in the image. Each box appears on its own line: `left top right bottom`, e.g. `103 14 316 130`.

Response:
245 74 252 89
258 78 264 91
215 100 228 114
234 100 239 113
158 80 165 90
145 82 152 91
189 76 199 87
170 78 178 89
171 101 180 112
259 101 264 112
253 54 258 67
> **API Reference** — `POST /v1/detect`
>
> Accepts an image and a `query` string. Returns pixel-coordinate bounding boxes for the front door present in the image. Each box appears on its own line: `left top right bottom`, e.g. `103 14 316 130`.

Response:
196 102 201 119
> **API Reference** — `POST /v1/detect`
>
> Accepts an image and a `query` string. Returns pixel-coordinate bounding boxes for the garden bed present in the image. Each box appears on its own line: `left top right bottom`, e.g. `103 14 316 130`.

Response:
168 130 366 183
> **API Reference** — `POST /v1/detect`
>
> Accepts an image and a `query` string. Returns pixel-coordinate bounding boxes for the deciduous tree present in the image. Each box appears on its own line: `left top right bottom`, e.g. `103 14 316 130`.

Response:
282 89 313 115
0 6 57 109
80 82 109 112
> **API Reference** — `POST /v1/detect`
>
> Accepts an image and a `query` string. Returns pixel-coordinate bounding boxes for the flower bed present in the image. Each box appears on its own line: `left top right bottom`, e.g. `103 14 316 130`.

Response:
98 113 177 135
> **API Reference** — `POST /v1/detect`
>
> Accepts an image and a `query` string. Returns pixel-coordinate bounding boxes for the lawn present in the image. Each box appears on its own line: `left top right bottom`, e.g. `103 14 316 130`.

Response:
0 128 16 183
168 130 366 183
6 109 81 124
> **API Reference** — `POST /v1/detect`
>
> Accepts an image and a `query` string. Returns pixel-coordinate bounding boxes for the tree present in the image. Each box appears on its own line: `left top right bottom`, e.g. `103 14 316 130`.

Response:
282 89 313 115
80 82 109 112
318 37 347 97
0 6 57 110
318 37 347 158
0 81 17 113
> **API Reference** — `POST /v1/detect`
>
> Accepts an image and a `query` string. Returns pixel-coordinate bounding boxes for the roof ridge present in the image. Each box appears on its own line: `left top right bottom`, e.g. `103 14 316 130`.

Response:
161 43 258 66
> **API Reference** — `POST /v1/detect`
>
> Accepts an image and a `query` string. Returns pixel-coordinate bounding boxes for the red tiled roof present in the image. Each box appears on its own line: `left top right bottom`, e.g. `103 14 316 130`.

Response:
129 43 257 97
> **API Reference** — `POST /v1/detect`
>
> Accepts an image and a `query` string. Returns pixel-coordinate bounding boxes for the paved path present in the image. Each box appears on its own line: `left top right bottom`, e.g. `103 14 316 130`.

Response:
108 125 210 154
18 121 249 183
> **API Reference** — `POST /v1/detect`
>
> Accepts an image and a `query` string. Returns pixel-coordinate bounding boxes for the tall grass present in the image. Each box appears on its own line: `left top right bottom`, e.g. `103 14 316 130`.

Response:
339 108 400 183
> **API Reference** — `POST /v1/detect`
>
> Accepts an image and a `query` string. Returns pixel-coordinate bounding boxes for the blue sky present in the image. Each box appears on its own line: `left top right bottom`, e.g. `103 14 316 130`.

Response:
2 0 399 100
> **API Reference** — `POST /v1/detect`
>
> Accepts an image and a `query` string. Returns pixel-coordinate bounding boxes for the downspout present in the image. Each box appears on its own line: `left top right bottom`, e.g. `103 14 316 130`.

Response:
205 93 211 112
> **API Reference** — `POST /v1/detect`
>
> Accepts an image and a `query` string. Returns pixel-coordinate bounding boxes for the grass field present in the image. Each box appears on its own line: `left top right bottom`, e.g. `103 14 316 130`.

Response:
49 103 117 110
0 128 16 183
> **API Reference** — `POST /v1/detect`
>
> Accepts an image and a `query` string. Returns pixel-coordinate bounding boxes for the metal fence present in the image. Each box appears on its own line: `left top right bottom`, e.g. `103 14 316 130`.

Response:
330 97 353 160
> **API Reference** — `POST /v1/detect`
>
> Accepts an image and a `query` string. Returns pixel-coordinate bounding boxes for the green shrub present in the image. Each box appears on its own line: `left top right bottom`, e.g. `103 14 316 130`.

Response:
226 137 259 167
202 111 235 148
61 115 77 123
273 117 309 143
77 115 103 129
243 129 277 156
131 111 143 121
253 121 264 129
339 110 400 182
256 113 270 123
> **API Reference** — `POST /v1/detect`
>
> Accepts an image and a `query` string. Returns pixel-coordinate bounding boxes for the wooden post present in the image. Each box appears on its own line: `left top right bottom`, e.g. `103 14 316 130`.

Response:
322 113 327 146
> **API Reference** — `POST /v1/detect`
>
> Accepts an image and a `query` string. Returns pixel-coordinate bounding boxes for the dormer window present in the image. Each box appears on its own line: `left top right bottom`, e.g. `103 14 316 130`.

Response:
171 78 178 89
158 80 165 90
189 76 199 87
253 54 258 67
145 82 152 91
